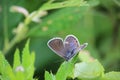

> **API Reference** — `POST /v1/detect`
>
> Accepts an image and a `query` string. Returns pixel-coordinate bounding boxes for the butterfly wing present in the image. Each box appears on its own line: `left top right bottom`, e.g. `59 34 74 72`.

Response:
47 38 66 58
63 35 80 60
64 35 80 50
77 43 88 52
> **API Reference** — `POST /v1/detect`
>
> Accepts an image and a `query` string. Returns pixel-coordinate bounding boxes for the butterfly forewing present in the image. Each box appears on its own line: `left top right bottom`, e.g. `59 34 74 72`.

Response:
47 38 66 58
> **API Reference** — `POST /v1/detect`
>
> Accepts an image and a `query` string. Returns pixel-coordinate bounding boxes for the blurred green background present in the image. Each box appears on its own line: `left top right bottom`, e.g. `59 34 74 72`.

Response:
0 0 120 79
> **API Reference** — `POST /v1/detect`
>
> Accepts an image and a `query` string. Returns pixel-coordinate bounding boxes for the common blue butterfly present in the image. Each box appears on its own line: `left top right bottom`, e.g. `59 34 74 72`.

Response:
47 35 88 61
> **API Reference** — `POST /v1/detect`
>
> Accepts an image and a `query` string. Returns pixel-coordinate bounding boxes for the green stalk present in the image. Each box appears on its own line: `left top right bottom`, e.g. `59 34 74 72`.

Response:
3 0 9 54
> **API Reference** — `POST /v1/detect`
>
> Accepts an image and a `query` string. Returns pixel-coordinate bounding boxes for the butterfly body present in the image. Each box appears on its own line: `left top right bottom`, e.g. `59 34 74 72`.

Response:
64 48 77 61
47 35 88 61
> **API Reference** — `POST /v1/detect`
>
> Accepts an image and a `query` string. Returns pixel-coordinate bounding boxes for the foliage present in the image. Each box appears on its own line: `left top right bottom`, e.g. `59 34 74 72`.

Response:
45 51 120 80
0 41 120 80
0 40 35 80
0 0 120 80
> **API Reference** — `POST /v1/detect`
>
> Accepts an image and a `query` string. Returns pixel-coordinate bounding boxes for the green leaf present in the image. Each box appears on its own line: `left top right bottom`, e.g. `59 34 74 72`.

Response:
40 0 88 11
25 0 88 27
56 61 74 80
0 40 35 80
13 49 25 80
13 49 21 71
0 52 15 80
28 6 89 37
45 71 55 80
87 0 100 7
78 51 94 62
22 39 31 69
22 39 35 79
103 71 120 80
74 60 104 79
27 51 35 79
16 71 24 80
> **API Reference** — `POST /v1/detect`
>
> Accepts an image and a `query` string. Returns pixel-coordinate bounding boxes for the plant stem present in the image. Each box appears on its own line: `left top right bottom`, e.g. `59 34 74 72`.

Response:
3 0 9 54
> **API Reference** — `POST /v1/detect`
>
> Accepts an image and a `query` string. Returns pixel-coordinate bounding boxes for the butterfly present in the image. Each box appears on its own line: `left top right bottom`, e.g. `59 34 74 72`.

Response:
47 35 88 61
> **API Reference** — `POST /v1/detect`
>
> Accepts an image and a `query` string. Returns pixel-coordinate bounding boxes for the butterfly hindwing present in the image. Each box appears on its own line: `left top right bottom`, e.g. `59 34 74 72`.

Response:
63 35 80 60
64 35 80 52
